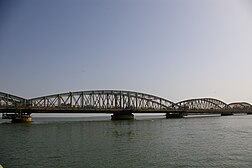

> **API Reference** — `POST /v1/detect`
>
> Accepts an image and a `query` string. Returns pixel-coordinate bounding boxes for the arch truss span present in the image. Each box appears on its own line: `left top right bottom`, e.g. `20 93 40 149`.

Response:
0 92 27 108
28 90 179 112
176 98 227 110
228 102 252 109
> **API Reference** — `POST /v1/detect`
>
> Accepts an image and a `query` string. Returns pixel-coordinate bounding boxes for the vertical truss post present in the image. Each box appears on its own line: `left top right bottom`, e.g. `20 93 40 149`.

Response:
107 93 109 108
5 94 7 108
81 92 84 108
115 94 118 108
160 98 162 110
135 93 138 109
44 97 46 107
119 91 122 108
92 91 95 107
128 92 130 108
98 93 101 108
70 92 73 107
58 94 61 107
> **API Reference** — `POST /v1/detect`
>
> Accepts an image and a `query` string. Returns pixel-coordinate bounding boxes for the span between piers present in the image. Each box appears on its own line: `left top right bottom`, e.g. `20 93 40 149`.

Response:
1 90 252 122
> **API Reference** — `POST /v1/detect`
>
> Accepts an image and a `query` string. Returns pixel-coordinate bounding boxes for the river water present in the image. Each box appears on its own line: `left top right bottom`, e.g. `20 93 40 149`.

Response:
0 114 252 168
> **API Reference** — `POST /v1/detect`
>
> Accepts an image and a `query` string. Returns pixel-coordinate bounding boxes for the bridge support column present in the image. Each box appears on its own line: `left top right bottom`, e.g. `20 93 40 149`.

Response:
111 112 134 120
12 113 32 123
166 113 184 118
221 112 233 116
3 113 32 123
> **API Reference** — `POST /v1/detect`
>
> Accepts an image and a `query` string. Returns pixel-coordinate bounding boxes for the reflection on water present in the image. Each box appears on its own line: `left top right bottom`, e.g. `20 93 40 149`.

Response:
0 115 252 168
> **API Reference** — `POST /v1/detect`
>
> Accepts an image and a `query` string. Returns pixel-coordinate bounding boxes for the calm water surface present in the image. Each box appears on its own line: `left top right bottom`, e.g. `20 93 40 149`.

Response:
0 115 252 168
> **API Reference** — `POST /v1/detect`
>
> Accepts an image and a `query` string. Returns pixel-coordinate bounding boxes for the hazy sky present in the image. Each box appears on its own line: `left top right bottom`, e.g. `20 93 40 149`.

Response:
1 0 252 103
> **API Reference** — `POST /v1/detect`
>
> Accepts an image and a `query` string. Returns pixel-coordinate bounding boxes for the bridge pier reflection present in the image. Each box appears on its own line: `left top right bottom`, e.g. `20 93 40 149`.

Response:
221 112 234 116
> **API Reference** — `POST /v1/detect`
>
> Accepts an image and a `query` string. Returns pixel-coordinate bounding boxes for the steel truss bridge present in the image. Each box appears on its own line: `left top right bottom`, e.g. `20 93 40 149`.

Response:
1 90 252 121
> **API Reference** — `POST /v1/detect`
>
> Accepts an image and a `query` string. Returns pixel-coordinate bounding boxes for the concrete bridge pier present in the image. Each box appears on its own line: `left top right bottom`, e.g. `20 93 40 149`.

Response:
3 112 32 123
111 112 134 120
166 112 184 118
12 113 32 123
